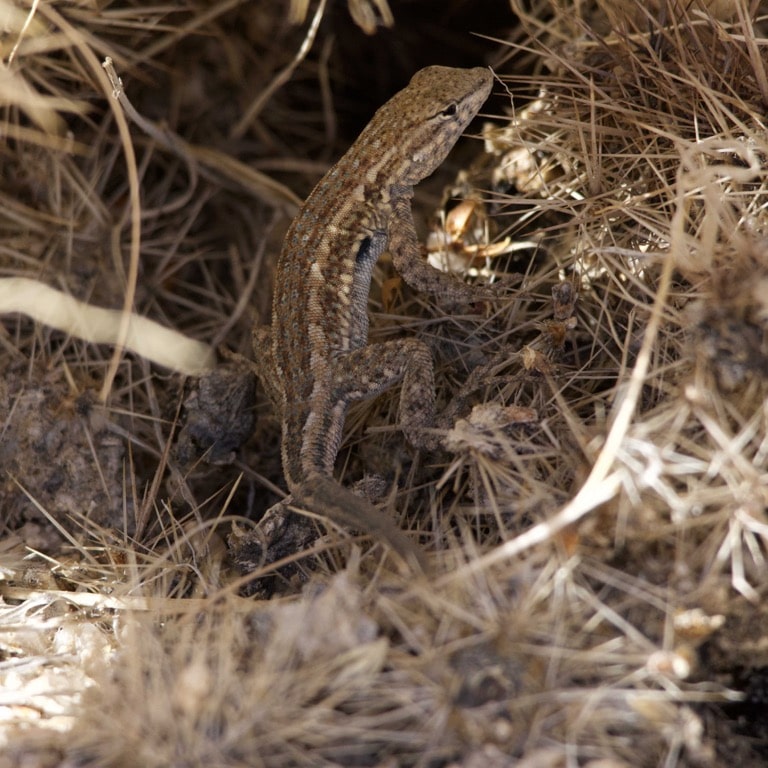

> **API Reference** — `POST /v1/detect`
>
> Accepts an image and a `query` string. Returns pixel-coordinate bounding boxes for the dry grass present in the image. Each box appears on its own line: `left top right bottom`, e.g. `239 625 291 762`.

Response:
1 0 768 766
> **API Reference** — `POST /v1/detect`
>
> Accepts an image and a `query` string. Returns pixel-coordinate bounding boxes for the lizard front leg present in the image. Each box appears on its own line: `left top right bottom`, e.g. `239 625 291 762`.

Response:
388 193 496 304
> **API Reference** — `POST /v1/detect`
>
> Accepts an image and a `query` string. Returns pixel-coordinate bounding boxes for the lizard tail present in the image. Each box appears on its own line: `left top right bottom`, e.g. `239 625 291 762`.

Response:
293 474 429 574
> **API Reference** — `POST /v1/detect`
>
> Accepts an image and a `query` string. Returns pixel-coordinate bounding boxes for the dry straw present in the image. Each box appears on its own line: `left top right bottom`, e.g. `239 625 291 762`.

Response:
1 0 767 766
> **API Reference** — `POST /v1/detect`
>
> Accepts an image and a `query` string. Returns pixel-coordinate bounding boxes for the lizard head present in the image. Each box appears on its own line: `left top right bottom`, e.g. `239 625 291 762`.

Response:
354 65 494 187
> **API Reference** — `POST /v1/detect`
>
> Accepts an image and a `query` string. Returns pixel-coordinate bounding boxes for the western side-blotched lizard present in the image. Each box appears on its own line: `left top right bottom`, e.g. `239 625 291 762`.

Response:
234 65 495 573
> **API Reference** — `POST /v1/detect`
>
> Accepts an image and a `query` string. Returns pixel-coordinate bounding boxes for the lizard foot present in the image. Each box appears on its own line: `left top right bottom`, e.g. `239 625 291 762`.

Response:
227 499 318 595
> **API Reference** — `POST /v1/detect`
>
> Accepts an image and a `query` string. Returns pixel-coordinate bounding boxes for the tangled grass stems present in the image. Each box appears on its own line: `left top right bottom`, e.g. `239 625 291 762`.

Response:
2 1 768 765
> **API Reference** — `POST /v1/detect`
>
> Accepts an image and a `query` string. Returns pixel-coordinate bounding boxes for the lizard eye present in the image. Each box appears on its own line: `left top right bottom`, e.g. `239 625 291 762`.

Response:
439 102 458 118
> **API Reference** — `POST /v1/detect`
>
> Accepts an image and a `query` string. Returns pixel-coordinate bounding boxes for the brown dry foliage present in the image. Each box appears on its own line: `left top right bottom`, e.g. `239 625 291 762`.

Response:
1 1 768 766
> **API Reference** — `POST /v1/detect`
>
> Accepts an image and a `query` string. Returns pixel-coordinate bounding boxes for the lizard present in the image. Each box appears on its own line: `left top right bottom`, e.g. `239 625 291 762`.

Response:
231 65 496 575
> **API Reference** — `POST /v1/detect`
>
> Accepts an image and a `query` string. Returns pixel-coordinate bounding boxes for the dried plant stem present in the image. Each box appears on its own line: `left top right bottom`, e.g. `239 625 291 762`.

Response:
230 0 328 140
0 277 216 374
33 4 142 403
102 57 301 211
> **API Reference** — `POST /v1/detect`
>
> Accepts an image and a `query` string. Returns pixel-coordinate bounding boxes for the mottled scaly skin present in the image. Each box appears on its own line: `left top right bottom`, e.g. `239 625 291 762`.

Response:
250 66 493 569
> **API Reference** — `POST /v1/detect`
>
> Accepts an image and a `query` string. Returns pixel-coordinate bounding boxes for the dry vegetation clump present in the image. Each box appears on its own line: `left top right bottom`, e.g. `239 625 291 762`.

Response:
1 0 768 766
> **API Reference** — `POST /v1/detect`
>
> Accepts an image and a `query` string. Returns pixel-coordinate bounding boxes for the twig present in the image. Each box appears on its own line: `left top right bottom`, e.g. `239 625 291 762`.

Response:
102 57 300 212
229 0 328 140
0 277 216 375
